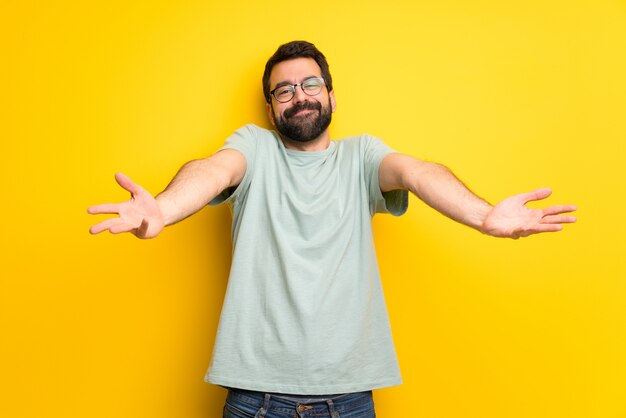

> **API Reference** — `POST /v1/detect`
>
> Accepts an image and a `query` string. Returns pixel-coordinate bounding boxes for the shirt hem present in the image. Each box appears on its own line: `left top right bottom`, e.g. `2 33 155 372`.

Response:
205 374 402 395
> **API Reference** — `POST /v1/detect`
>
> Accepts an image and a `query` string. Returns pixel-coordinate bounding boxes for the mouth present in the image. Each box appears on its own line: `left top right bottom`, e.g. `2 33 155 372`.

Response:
284 101 321 119
291 108 316 117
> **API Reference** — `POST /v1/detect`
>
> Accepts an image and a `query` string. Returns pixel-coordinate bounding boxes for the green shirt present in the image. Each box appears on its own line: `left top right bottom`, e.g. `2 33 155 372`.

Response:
205 124 408 394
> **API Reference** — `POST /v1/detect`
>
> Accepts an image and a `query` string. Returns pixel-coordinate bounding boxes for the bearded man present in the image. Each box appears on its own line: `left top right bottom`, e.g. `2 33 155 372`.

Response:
88 41 576 418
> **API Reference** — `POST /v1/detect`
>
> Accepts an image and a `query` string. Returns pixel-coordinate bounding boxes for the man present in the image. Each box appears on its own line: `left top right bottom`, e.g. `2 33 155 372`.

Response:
89 41 576 417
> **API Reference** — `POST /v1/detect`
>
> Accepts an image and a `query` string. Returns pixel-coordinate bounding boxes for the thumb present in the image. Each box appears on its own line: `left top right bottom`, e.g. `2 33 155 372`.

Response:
521 188 552 204
115 172 143 196
134 218 150 238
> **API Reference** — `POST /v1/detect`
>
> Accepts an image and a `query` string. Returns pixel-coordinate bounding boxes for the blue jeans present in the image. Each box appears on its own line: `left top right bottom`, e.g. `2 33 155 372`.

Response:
223 388 376 418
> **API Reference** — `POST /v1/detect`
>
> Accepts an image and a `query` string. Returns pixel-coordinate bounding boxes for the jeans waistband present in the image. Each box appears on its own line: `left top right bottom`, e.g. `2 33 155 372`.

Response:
227 387 373 410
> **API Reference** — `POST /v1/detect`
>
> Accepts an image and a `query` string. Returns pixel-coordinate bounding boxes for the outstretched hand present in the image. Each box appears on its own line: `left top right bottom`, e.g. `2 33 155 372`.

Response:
482 188 577 239
88 173 164 239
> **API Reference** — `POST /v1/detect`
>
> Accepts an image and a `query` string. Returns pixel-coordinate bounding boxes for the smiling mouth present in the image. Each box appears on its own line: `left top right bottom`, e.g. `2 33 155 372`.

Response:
292 109 316 117
285 101 321 119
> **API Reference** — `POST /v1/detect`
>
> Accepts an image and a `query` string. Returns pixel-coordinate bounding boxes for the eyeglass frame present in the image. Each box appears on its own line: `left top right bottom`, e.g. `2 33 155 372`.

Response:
269 77 326 103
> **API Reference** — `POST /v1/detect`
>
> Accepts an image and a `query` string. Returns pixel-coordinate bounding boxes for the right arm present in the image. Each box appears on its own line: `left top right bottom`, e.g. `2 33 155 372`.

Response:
88 149 246 239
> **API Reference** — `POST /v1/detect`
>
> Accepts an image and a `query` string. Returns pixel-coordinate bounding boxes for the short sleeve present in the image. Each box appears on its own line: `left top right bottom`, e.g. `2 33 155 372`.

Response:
362 135 409 216
209 124 258 206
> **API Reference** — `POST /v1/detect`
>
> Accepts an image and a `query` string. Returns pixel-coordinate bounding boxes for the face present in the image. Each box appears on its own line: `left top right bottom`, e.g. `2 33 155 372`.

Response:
266 57 336 143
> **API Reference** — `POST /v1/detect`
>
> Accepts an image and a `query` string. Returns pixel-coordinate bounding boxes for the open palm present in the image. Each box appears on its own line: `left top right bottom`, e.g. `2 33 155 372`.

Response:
482 188 577 239
88 173 164 239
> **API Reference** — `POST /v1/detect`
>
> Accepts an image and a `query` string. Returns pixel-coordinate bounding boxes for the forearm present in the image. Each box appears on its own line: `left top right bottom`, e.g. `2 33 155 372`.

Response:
403 161 492 231
381 154 493 232
156 151 244 226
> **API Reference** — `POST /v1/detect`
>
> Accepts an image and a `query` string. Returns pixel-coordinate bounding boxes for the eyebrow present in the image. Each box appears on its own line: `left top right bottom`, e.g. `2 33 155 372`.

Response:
272 75 320 90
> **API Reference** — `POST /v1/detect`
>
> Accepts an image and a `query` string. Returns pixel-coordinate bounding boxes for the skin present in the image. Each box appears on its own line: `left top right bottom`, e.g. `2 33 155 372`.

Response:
266 58 336 151
88 57 576 239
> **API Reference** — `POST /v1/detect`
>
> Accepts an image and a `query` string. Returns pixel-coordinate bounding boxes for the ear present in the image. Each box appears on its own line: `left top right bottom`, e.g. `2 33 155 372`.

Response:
266 101 276 126
329 90 337 113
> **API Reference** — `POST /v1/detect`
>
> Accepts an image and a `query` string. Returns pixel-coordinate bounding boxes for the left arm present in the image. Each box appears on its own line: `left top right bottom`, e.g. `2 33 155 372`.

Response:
379 153 577 239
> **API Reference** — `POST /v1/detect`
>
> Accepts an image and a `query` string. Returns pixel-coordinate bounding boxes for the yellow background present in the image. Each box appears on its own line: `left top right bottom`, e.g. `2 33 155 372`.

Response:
1 0 625 417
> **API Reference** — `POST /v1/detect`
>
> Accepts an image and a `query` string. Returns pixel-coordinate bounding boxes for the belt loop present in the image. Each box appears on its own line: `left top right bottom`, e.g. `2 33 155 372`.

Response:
256 394 271 418
326 399 340 418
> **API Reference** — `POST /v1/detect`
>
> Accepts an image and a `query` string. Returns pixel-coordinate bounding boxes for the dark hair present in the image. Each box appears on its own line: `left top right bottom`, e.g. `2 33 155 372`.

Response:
262 40 333 103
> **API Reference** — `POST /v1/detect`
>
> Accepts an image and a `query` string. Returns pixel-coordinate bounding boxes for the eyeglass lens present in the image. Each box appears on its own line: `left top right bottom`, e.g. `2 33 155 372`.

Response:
272 78 324 103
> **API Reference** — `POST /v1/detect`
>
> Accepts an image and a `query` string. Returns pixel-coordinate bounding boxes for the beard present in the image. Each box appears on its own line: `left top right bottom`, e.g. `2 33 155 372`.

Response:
274 99 332 143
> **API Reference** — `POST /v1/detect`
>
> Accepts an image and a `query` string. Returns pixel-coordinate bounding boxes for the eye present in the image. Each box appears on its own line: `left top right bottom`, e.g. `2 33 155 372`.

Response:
302 80 322 91
276 86 293 97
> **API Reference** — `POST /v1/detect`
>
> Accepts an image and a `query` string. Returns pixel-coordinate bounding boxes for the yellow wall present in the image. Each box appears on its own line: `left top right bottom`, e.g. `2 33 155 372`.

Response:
2 0 624 417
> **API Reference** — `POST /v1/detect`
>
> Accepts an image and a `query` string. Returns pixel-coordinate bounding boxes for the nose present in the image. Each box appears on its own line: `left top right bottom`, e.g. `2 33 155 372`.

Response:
291 84 307 103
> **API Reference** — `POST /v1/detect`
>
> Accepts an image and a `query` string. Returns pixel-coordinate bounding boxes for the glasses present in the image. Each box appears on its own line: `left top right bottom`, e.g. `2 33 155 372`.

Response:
269 77 325 103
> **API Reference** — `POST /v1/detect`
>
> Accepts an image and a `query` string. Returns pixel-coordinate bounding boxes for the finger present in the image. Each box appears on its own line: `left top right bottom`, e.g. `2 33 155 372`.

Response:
541 214 577 224
519 224 563 237
135 218 150 237
108 221 140 234
520 188 552 204
114 172 143 196
89 218 121 234
87 203 121 215
543 204 577 216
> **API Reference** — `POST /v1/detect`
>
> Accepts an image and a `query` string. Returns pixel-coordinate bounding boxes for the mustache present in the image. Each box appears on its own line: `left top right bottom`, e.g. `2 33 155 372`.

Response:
283 101 321 119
